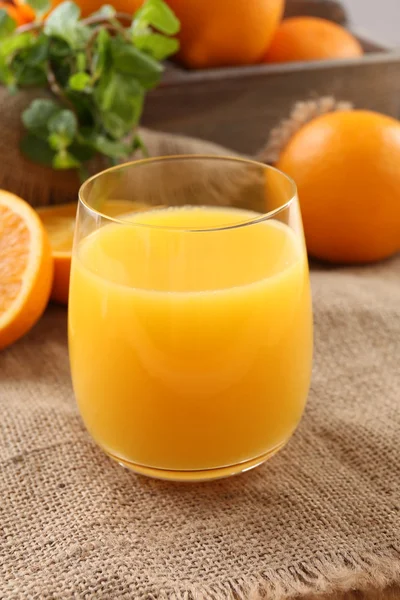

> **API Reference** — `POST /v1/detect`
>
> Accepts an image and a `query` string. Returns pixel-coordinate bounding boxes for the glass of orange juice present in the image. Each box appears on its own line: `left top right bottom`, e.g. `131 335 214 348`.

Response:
69 156 313 481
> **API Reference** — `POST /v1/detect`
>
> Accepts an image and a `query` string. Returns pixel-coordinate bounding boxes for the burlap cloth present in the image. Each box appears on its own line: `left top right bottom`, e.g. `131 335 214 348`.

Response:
1 254 400 599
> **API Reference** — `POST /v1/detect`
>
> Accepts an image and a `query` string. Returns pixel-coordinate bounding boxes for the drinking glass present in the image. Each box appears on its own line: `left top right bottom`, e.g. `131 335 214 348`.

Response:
69 156 313 481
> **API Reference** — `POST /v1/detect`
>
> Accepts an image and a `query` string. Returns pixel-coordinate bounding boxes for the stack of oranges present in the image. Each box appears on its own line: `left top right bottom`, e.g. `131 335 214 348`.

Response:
163 1 364 69
2 0 364 68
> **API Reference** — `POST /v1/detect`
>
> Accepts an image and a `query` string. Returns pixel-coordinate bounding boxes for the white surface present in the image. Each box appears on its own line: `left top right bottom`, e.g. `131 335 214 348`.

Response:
342 0 400 48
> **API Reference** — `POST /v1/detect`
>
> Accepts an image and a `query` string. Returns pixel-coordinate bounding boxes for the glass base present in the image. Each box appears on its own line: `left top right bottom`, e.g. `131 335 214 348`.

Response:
105 441 287 482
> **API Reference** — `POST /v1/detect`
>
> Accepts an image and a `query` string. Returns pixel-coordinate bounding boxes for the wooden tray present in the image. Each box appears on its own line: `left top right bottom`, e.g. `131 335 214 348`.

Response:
142 1 400 155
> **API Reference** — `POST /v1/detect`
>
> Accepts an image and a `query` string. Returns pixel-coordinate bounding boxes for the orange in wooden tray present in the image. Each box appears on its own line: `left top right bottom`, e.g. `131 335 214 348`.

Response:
168 0 285 68
111 0 284 68
0 191 53 351
264 16 363 63
0 1 34 25
13 0 36 23
37 200 152 304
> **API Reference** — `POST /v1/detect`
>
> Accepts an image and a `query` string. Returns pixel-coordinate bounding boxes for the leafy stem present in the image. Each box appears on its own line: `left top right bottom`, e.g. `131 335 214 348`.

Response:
0 0 180 172
17 11 134 34
46 60 77 113
82 12 133 26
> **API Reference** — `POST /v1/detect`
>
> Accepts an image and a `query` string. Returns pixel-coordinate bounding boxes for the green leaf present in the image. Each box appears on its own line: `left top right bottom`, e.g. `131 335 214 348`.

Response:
68 71 91 91
49 60 71 88
74 23 91 47
0 9 17 37
26 0 51 18
99 112 125 139
20 133 55 166
94 72 116 112
131 133 148 157
44 1 80 34
94 70 144 138
131 0 180 62
22 99 61 138
76 51 86 71
48 37 70 58
91 28 110 80
111 37 162 89
44 2 89 48
134 31 179 61
9 35 49 86
0 64 12 86
91 134 131 159
101 101 143 140
70 139 95 162
0 31 35 60
65 91 93 124
53 150 80 169
133 0 180 36
48 109 77 148
89 4 116 18
14 63 47 86
22 35 49 64
48 132 65 150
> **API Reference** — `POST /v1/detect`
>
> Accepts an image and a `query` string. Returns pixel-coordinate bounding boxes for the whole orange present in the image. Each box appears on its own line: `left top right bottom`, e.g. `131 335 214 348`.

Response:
167 0 285 69
13 0 36 23
277 110 400 264
48 0 142 18
0 1 33 25
264 16 363 63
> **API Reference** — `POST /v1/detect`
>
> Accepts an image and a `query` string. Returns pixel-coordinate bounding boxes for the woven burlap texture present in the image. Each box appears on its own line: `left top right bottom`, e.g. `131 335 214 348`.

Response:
1 257 400 600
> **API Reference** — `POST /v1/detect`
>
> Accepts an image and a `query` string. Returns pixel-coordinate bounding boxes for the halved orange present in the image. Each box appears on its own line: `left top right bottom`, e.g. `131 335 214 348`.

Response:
37 200 152 304
0 190 53 351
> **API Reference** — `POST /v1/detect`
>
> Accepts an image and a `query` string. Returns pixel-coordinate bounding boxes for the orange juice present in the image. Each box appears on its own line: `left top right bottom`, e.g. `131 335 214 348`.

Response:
69 206 312 479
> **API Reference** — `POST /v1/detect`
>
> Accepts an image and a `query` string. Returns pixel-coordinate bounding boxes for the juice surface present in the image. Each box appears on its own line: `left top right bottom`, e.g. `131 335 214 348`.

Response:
69 206 313 472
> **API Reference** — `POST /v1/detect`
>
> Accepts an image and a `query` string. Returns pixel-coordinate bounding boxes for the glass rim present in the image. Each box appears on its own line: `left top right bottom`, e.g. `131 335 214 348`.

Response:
78 155 298 232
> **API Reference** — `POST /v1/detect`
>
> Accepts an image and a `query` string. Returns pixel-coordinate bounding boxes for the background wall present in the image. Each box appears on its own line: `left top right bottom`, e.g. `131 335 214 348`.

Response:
343 0 400 48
